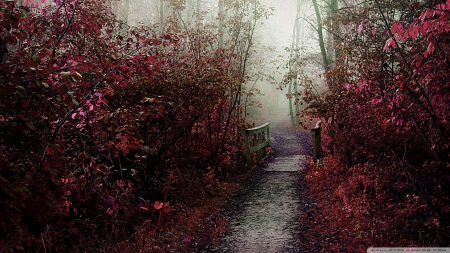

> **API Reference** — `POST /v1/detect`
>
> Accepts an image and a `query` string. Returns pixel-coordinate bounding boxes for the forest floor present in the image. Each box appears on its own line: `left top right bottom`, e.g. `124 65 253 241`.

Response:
197 117 314 253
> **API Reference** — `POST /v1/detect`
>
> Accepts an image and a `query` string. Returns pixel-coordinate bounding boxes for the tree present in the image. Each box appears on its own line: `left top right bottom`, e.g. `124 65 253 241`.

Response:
159 0 165 33
311 0 330 73
288 0 303 125
219 0 224 48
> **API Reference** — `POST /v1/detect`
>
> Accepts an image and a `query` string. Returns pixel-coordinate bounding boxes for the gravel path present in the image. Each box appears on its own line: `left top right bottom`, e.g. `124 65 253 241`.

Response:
208 118 312 253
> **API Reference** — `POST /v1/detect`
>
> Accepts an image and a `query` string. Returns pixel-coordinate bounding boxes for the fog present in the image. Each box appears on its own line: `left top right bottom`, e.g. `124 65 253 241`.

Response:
245 0 324 123
119 0 325 124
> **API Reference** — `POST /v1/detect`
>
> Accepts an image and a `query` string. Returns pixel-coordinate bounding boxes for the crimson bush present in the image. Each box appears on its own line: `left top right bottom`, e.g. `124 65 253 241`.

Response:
0 0 246 251
300 0 450 250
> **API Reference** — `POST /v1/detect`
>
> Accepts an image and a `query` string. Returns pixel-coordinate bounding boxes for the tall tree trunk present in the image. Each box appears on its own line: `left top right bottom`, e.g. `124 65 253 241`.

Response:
312 0 330 73
159 0 165 34
218 0 224 48
186 0 193 25
330 0 340 65
122 0 130 24
294 0 301 125
288 80 295 125
196 0 200 22
289 0 302 125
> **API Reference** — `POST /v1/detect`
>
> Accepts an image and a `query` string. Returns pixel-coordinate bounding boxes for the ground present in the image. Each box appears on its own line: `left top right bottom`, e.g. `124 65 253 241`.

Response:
196 118 314 252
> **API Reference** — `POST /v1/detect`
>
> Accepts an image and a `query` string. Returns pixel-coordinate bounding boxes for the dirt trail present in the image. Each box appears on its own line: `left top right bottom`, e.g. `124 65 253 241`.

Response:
207 118 311 253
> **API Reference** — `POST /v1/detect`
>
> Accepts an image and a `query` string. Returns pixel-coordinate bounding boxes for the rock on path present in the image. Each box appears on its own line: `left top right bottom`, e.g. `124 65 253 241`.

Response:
209 119 311 253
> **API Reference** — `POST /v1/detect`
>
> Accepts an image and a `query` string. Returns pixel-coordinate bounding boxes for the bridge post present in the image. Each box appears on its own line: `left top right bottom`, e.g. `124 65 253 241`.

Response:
245 131 251 165
311 121 321 161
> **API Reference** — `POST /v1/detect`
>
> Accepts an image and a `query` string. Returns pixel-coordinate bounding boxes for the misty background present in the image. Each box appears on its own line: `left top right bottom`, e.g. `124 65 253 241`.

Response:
113 0 326 123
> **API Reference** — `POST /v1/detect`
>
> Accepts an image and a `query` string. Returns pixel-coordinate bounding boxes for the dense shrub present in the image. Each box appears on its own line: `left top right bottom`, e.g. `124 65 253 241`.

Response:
0 0 246 251
300 0 450 250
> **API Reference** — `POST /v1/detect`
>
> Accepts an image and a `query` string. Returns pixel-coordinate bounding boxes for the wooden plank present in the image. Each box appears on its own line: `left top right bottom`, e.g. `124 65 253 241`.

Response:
246 123 270 135
250 139 270 153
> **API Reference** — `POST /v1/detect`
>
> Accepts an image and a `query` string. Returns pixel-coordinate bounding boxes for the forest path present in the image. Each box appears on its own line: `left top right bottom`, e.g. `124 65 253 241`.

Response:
207 117 311 253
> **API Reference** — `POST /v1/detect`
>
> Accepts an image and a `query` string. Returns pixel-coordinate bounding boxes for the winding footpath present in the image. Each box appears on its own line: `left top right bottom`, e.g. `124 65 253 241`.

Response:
209 118 311 253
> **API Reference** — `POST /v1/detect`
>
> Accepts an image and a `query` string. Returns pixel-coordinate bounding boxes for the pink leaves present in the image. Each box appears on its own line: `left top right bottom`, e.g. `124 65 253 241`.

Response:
115 133 143 156
390 21 404 35
419 8 434 22
371 97 383 106
424 41 436 58
357 21 364 34
433 218 440 227
408 25 419 39
389 2 450 57
154 201 163 210
357 80 372 93
384 20 424 52
389 21 408 41
116 180 125 187
384 37 397 51
394 75 407 92
343 83 352 92
86 100 94 111
154 201 170 212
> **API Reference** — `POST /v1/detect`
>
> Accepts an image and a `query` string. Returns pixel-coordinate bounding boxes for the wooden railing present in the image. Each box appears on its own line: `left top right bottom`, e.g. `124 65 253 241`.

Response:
245 123 270 165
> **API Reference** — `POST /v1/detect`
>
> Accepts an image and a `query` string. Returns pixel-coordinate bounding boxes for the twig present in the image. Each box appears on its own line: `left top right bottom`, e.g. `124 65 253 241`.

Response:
0 232 15 253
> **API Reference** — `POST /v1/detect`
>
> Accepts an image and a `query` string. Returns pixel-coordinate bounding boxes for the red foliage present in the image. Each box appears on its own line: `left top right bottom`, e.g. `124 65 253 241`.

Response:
299 0 450 250
0 0 247 251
